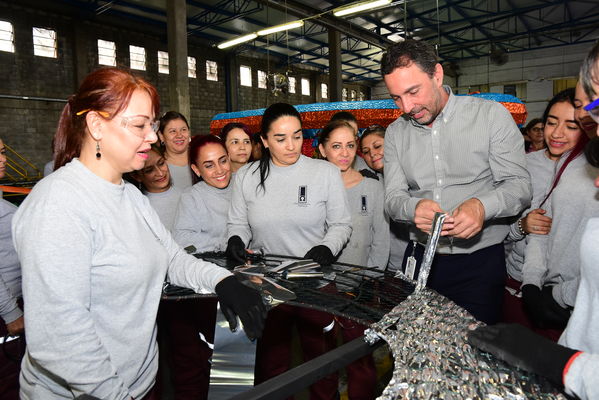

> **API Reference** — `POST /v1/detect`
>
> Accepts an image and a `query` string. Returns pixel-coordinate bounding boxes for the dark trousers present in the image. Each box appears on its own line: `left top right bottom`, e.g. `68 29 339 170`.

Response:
0 300 24 400
335 317 376 400
255 303 338 400
158 297 218 400
402 242 506 324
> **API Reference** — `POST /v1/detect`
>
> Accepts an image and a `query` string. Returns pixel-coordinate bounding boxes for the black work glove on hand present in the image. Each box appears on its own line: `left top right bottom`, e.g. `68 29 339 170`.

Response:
522 284 570 329
225 236 247 264
304 245 335 266
215 275 267 341
468 323 578 387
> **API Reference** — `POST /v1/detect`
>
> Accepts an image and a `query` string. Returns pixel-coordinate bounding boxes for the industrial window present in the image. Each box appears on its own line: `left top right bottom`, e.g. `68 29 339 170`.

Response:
33 27 57 58
350 89 357 101
0 21 15 53
321 83 328 99
301 78 310 96
158 51 169 74
97 39 116 66
206 60 218 81
188 56 196 78
342 88 348 101
240 65 252 87
258 70 267 89
288 77 296 94
129 45 146 70
358 91 365 101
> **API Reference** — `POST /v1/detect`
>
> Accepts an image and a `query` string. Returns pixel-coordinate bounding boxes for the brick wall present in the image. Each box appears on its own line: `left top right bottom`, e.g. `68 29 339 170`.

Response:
0 2 371 169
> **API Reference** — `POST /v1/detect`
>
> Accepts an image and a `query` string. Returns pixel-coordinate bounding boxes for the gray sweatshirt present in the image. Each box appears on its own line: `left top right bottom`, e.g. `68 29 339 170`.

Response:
12 159 231 400
228 155 352 257
0 198 21 325
168 163 193 190
505 150 556 282
559 218 599 400
522 155 599 307
337 177 389 269
145 185 182 232
173 181 232 252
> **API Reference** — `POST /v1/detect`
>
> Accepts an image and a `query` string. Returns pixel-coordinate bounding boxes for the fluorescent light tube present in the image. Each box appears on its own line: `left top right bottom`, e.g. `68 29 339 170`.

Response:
258 20 304 36
217 33 258 49
333 0 392 17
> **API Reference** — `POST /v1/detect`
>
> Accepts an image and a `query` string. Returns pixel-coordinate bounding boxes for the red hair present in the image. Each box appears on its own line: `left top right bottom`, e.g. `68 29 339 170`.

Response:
188 134 227 184
54 67 160 170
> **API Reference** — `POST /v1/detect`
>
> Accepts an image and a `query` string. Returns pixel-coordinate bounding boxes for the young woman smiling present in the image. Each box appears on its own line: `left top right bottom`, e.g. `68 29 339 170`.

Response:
520 88 599 338
131 145 182 231
158 111 193 189
173 134 232 253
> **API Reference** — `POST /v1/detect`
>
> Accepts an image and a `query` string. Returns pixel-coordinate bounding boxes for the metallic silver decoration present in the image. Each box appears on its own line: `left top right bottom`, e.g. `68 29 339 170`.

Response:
365 285 566 400
416 212 447 292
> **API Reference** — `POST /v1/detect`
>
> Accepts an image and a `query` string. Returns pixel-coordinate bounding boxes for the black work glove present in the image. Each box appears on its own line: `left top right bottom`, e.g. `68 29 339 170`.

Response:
359 169 379 181
304 245 335 266
215 275 267 341
225 236 247 264
468 323 578 387
522 284 570 329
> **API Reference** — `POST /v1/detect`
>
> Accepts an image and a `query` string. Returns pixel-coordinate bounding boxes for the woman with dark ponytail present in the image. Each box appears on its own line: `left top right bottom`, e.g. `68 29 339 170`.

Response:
226 103 351 399
12 67 266 399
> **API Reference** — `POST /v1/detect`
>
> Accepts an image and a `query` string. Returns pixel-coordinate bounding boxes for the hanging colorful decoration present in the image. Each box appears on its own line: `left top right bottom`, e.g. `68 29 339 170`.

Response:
209 93 527 157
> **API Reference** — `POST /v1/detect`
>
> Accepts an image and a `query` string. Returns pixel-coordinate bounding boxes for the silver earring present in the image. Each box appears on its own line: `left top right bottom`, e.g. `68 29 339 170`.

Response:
96 142 101 160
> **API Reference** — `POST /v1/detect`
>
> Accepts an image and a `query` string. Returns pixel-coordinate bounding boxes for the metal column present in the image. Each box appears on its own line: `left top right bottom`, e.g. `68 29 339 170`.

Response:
166 0 191 119
328 29 343 102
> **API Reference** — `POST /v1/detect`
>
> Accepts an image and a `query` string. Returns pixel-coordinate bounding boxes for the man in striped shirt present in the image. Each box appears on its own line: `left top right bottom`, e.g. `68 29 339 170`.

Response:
381 39 531 324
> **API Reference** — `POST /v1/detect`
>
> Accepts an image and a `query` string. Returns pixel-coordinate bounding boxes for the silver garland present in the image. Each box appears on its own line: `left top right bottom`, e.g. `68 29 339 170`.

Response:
365 288 566 400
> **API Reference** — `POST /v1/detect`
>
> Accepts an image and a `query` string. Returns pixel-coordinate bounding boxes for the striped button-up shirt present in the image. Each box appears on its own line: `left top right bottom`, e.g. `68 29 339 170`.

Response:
384 86 531 254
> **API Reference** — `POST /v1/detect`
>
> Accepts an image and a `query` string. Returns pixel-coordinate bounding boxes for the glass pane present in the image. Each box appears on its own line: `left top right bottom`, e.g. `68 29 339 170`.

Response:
130 45 146 70
206 60 218 81
288 77 296 93
240 65 252 87
158 50 169 74
33 27 57 58
188 56 196 78
97 39 116 66
0 21 15 53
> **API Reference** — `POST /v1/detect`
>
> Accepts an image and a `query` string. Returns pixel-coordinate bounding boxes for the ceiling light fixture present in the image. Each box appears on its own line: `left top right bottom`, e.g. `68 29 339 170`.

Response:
333 0 393 17
258 20 304 36
217 33 258 49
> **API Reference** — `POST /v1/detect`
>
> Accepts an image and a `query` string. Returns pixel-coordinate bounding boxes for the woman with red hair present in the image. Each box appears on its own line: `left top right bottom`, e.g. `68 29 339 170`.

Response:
12 67 265 399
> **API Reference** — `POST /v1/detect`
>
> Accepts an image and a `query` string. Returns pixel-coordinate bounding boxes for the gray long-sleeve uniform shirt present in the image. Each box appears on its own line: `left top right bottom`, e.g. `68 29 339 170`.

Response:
336 177 389 269
505 149 556 282
145 185 182 232
560 218 599 400
12 159 231 400
384 87 531 254
228 155 352 258
0 198 21 325
522 155 599 307
173 181 232 252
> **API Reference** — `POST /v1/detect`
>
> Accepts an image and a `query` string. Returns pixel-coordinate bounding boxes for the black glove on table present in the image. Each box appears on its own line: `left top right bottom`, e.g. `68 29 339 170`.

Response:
225 236 247 264
468 323 578 387
304 245 335 266
215 275 268 341
522 284 570 329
